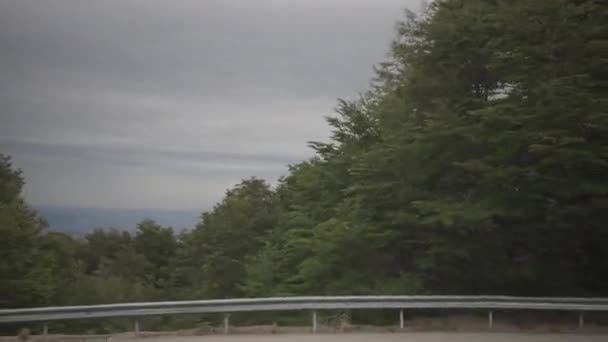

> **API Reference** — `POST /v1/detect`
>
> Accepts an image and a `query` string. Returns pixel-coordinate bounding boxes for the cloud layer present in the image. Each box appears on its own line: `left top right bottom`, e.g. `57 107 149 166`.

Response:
0 0 416 209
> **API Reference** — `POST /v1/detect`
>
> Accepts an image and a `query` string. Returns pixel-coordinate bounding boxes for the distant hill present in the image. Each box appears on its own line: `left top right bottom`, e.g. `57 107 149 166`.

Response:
35 206 201 235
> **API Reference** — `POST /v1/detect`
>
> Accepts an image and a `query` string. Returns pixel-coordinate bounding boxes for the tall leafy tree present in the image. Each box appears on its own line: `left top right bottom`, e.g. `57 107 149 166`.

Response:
0 155 54 307
179 178 277 298
134 219 177 289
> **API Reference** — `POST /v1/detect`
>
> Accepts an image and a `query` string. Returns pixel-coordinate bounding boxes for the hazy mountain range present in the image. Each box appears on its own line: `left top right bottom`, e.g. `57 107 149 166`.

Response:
36 206 201 235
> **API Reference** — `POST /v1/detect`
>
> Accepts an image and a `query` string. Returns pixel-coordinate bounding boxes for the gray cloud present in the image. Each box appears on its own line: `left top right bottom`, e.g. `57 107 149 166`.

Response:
0 0 417 210
0 141 302 166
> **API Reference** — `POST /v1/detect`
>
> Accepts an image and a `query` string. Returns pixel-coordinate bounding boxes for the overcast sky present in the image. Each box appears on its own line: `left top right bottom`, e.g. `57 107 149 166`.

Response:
0 0 417 210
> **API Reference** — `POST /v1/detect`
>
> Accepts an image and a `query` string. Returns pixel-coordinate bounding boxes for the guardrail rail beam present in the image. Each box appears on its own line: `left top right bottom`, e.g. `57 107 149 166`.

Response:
2 295 607 334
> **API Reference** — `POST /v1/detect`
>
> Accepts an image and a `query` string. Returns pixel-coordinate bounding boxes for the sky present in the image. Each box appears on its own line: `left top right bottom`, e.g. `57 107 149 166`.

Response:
1 0 418 211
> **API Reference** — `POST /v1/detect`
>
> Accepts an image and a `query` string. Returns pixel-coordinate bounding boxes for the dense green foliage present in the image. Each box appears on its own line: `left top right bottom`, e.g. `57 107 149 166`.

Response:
1 0 606 330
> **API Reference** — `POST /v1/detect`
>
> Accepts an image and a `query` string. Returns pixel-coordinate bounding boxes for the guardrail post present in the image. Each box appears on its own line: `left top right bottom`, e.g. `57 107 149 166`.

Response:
134 319 140 337
579 312 584 329
42 323 48 341
224 314 230 334
399 309 404 329
488 311 493 329
312 311 317 333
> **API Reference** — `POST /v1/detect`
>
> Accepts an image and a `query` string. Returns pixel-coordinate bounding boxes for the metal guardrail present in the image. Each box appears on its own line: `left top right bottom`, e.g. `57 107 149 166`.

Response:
1 296 607 333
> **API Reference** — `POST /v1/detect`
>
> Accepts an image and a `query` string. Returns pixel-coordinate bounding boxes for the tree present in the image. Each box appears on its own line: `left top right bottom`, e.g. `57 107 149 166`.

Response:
42 232 86 305
0 154 54 307
180 178 277 298
83 228 133 276
246 0 608 297
133 219 177 289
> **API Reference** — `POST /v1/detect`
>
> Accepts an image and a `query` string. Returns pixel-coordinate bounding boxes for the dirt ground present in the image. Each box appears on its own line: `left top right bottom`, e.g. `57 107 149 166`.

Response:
4 331 608 342
110 333 608 342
